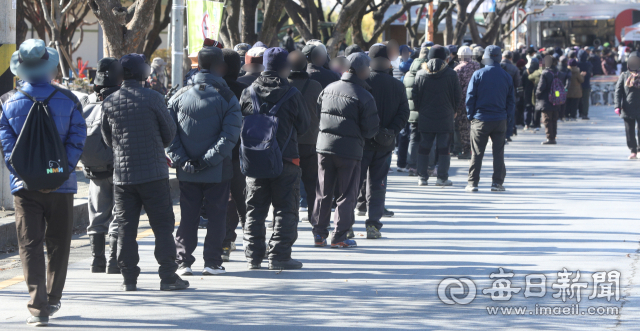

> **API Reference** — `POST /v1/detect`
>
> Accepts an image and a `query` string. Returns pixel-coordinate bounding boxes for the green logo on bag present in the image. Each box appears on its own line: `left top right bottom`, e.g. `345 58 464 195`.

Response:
46 160 64 174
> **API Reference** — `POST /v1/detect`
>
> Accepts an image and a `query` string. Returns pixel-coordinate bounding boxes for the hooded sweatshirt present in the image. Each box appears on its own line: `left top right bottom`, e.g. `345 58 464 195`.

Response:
412 58 461 132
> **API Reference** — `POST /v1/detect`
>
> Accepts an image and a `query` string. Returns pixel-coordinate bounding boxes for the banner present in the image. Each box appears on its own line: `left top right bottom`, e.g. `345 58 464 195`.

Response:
187 0 224 55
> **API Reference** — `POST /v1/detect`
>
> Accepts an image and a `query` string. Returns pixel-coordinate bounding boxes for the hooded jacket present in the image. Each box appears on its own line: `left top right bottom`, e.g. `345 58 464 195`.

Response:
413 59 462 132
0 81 86 194
307 63 340 89
166 72 242 183
454 60 481 120
238 71 310 161
466 63 516 122
365 68 410 151
403 58 427 123
102 79 176 185
535 66 567 112
500 59 521 89
237 71 261 87
578 50 594 89
288 70 323 145
615 70 640 120
81 87 120 179
316 72 379 160
567 66 584 98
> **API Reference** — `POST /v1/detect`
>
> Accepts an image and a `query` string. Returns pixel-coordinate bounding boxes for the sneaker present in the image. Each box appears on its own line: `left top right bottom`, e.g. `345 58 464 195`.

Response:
26 316 48 326
534 127 540 131
506 137 513 142
397 167 407 172
203 265 226 275
160 276 190 291
582 116 590 120
346 227 355 239
230 242 237 251
331 239 357 248
299 206 308 212
198 216 208 229
366 225 381 239
491 183 506 191
269 259 303 270
221 247 230 262
49 302 61 317
248 261 262 269
418 178 428 186
435 178 452 186
524 125 529 130
541 140 556 145
629 153 637 160
407 168 417 176
176 265 192 276
465 185 478 192
121 282 137 291
382 208 394 217
356 209 366 216
314 234 327 247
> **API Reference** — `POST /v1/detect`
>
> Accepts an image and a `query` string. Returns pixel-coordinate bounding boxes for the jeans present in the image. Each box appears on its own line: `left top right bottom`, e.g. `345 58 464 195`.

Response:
176 181 230 267
468 120 507 186
356 150 392 230
407 123 421 169
244 162 301 262
417 132 451 181
396 123 410 168
579 87 591 118
14 191 73 317
86 176 118 236
624 117 640 153
311 153 361 243
115 179 178 283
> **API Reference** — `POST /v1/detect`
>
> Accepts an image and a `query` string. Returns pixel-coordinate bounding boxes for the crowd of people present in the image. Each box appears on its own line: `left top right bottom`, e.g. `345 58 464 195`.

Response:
1 35 638 326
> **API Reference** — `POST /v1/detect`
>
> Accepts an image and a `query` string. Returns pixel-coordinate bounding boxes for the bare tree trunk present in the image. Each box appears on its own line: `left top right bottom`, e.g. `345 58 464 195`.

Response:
444 4 454 45
143 0 172 59
284 1 314 41
224 0 241 46
327 0 371 58
241 0 260 44
258 0 287 47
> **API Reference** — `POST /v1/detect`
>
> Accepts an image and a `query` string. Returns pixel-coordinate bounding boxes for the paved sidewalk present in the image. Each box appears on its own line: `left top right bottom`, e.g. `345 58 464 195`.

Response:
0 106 639 330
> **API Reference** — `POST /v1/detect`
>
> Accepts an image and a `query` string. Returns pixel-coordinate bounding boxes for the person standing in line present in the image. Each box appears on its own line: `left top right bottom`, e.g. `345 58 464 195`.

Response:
239 48 310 270
454 46 481 160
577 49 593 120
312 52 379 248
403 47 428 176
413 45 461 186
102 54 188 291
557 56 572 121
237 47 267 86
303 42 340 88
566 59 584 120
615 51 640 160
167 47 242 276
465 45 515 192
283 28 296 52
287 51 323 223
82 57 123 275
536 55 567 145
528 57 545 129
0 39 86 326
523 58 539 129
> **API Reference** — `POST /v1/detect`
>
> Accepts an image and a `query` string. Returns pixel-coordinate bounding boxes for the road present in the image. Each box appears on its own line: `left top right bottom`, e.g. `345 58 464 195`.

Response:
0 105 639 330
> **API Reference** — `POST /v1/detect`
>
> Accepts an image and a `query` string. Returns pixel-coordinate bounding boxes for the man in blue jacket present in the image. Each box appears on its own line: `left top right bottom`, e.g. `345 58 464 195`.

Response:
166 47 242 276
0 39 86 326
465 45 515 192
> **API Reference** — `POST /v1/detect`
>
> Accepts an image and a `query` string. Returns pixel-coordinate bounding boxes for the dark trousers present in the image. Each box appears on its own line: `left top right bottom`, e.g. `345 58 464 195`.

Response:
417 132 451 181
515 98 525 126
396 123 411 168
566 98 580 119
299 144 318 221
223 158 246 248
624 117 640 153
356 150 392 230
14 191 73 317
559 103 566 119
176 181 230 267
407 123 421 169
579 87 591 117
244 162 300 262
542 110 559 141
311 153 361 243
533 109 542 127
524 105 534 126
115 179 178 283
468 119 507 186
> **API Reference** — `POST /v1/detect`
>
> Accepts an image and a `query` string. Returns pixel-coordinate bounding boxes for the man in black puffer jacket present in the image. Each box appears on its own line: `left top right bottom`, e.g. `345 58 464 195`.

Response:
359 44 409 240
102 54 187 291
303 42 340 88
413 45 461 186
238 48 310 270
312 52 379 248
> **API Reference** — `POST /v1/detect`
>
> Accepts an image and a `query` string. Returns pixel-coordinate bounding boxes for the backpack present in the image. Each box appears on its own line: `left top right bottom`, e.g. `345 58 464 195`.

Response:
240 86 298 178
9 89 70 191
548 72 567 106
80 99 113 173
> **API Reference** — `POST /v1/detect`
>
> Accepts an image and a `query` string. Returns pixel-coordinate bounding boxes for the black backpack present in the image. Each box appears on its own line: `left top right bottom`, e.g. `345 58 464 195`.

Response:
80 100 113 173
9 89 70 190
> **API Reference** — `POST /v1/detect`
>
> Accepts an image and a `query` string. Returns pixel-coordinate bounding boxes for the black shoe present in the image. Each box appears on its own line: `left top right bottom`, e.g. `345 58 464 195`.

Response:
269 259 303 270
457 152 471 160
160 276 190 291
542 140 557 145
382 208 394 218
90 234 106 273
121 282 137 291
506 137 513 142
356 209 366 216
491 183 506 191
582 116 590 120
346 227 355 239
107 235 120 274
247 261 262 269
26 316 48 326
49 302 61 316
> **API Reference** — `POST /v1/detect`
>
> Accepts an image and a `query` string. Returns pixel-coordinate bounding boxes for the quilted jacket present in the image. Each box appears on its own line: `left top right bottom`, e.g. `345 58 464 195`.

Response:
101 80 176 185
166 72 242 183
0 80 86 194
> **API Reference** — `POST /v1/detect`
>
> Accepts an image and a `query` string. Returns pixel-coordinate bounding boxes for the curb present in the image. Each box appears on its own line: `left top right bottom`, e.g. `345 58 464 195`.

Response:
0 177 180 251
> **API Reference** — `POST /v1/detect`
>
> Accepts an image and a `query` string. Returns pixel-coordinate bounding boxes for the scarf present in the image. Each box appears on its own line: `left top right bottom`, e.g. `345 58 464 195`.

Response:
626 71 640 88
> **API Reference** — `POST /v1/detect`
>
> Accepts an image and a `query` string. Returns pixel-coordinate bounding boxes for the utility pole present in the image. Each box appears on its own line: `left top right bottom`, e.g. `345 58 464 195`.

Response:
0 0 15 209
171 0 185 88
427 2 435 42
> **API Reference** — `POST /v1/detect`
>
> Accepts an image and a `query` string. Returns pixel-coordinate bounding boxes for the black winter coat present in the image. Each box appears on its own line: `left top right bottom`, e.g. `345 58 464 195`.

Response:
615 71 640 120
404 58 427 123
365 69 410 152
413 59 462 133
238 71 310 161
307 63 340 89
288 71 323 145
522 71 534 107
237 72 261 87
316 73 380 161
535 68 567 112
224 77 247 162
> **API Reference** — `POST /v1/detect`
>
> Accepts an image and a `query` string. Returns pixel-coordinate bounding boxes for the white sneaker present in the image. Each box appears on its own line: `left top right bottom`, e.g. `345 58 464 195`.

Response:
397 167 407 172
176 265 192 276
465 185 478 192
230 242 237 251
435 178 452 186
299 206 308 212
203 265 226 275
418 178 428 186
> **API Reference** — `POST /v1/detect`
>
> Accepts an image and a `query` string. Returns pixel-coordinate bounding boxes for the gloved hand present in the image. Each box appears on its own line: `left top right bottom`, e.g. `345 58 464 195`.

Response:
181 160 196 174
615 108 621 115
192 158 209 172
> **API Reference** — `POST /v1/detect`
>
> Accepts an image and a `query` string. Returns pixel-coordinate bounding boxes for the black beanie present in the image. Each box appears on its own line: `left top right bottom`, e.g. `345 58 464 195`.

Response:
198 47 224 71
344 45 363 57
222 49 241 81
428 45 447 60
94 57 123 87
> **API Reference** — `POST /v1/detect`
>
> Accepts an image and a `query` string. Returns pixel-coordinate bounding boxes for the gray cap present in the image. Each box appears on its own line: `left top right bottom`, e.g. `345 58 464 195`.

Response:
473 46 484 57
347 52 370 73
